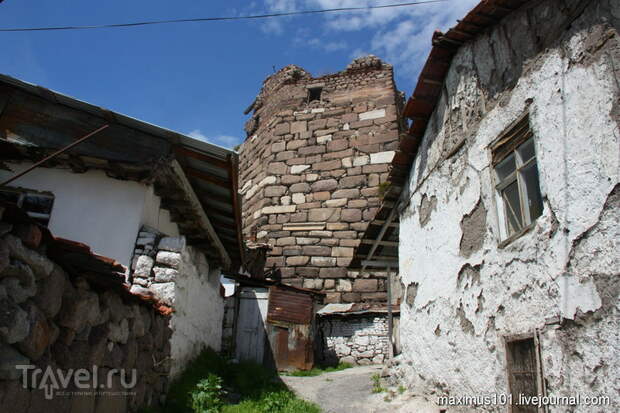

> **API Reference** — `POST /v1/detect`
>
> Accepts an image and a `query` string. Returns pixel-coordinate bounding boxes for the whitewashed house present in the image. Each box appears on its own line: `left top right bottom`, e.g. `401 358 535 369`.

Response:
359 0 619 412
0 74 243 376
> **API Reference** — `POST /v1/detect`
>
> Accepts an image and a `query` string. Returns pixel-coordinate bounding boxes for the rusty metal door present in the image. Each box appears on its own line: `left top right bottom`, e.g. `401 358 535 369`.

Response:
235 287 269 363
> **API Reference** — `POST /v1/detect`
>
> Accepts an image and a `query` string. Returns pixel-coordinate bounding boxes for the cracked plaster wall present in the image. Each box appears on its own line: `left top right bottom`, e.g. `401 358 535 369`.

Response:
395 1 620 411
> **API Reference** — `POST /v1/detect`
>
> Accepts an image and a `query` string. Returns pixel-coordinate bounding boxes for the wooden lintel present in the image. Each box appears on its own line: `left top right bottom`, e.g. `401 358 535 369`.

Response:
361 239 398 247
421 78 444 86
361 260 398 268
371 220 398 228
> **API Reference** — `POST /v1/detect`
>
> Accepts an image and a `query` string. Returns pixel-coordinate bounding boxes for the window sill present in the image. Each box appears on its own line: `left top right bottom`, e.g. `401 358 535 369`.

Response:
498 222 536 249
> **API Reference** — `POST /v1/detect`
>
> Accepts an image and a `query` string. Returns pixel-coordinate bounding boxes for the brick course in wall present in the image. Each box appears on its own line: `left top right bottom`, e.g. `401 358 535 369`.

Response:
239 56 404 304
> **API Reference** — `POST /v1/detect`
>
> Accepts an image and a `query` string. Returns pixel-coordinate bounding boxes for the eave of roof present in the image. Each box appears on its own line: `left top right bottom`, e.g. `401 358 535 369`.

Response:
351 0 530 271
0 74 243 268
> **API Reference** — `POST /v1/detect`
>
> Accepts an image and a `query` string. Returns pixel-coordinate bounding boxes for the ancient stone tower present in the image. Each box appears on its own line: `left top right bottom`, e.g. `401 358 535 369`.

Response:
238 56 403 304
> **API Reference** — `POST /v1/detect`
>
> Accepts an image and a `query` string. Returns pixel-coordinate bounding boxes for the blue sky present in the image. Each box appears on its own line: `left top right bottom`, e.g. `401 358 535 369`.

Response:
0 0 478 149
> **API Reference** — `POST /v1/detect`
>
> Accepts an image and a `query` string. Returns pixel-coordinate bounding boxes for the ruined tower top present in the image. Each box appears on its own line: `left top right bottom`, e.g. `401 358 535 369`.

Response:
238 55 403 304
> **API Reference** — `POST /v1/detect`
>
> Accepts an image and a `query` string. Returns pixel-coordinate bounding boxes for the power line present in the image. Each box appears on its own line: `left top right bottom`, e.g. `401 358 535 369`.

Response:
0 1 447 32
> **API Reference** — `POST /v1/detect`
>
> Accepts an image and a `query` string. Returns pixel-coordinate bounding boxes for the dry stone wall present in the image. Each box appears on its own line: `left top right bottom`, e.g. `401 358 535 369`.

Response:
129 226 224 378
239 56 404 304
320 316 390 365
0 211 171 413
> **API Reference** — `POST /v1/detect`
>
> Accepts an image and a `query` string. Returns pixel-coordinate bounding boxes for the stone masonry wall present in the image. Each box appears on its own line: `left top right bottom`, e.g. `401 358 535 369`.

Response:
239 56 404 304
393 1 620 411
320 315 390 365
128 227 224 378
0 211 172 413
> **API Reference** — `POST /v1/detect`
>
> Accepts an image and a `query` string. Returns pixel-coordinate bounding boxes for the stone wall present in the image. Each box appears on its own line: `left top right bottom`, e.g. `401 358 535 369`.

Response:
394 1 620 411
320 315 390 366
129 226 224 378
0 210 172 412
239 55 405 304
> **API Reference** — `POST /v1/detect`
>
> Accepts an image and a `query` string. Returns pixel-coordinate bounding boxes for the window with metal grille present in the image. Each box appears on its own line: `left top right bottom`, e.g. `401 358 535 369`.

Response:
505 335 544 413
492 113 543 241
0 187 54 226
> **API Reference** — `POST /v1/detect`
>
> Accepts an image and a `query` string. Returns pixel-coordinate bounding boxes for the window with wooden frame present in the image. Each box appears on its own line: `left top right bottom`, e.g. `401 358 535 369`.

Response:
0 187 55 226
505 333 545 413
491 113 543 241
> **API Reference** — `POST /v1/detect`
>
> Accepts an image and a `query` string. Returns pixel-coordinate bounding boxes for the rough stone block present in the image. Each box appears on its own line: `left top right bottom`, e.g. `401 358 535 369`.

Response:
336 280 352 292
272 142 286 152
327 139 348 152
302 246 332 256
308 208 340 222
359 109 386 120
33 265 67 318
158 237 186 252
324 293 341 304
0 293 30 344
4 235 53 279
290 165 310 174
153 267 178 282
287 139 306 150
296 237 319 245
370 151 395 164
297 267 320 277
352 155 370 166
333 189 360 199
262 205 296 214
0 343 30 380
317 134 332 144
325 198 347 208
290 183 311 193
303 279 323 290
282 175 302 184
311 257 337 267
13 224 42 249
292 193 306 204
274 122 290 136
319 267 347 278
353 279 378 292
313 159 341 171
149 282 175 306
332 247 354 257
155 251 182 269
290 121 307 134
286 256 310 266
276 237 296 246
264 185 287 197
311 179 338 192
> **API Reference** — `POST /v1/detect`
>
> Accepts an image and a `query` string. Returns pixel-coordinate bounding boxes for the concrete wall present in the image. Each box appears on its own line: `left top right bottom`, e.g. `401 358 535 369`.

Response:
0 164 180 267
394 1 619 411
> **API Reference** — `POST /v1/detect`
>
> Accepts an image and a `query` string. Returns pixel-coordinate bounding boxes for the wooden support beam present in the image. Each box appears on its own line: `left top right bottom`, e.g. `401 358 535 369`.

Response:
174 146 229 169
371 220 398 228
361 239 398 247
184 166 229 188
169 160 231 269
361 260 398 268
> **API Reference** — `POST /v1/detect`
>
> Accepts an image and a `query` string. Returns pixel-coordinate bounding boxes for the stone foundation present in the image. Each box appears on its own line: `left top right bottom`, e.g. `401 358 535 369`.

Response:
0 211 171 412
129 226 224 378
320 315 391 365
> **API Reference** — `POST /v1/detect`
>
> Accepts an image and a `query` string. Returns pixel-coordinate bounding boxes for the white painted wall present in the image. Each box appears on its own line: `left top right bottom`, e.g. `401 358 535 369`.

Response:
394 2 620 410
169 246 224 378
0 163 181 267
0 164 146 267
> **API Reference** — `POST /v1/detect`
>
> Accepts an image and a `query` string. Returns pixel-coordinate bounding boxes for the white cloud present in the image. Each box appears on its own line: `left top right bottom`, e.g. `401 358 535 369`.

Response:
262 0 480 80
187 129 241 149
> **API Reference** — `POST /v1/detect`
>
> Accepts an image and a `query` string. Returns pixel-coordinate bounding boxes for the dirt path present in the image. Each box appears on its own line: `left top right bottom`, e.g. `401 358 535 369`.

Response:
280 365 440 413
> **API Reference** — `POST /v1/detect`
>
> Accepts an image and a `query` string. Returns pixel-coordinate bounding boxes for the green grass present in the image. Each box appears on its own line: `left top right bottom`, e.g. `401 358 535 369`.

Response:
282 362 353 377
371 373 386 394
149 348 320 413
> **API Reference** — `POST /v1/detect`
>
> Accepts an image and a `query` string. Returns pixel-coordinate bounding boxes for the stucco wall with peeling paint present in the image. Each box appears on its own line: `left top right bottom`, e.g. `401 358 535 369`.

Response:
393 1 619 411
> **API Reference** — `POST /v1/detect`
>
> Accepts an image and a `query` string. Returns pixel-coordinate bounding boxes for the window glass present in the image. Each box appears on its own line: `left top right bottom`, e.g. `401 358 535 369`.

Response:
495 153 516 182
0 190 20 203
502 181 523 235
22 194 54 215
517 138 536 163
521 163 543 222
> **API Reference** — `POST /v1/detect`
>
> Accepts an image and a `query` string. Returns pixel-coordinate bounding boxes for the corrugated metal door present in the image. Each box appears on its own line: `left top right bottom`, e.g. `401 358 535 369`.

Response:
235 287 269 363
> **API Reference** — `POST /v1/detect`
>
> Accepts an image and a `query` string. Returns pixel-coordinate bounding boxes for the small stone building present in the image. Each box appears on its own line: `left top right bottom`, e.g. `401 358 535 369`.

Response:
383 0 620 411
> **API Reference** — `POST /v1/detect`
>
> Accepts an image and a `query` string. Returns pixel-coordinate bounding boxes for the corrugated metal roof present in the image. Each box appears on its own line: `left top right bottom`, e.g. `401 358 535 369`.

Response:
0 74 243 268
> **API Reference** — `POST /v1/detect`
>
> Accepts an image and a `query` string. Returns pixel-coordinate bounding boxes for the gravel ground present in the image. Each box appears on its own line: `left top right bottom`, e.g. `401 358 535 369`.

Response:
280 365 441 413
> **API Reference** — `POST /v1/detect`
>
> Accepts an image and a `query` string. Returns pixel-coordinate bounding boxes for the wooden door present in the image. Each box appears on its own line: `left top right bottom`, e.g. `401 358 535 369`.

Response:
235 287 269 363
